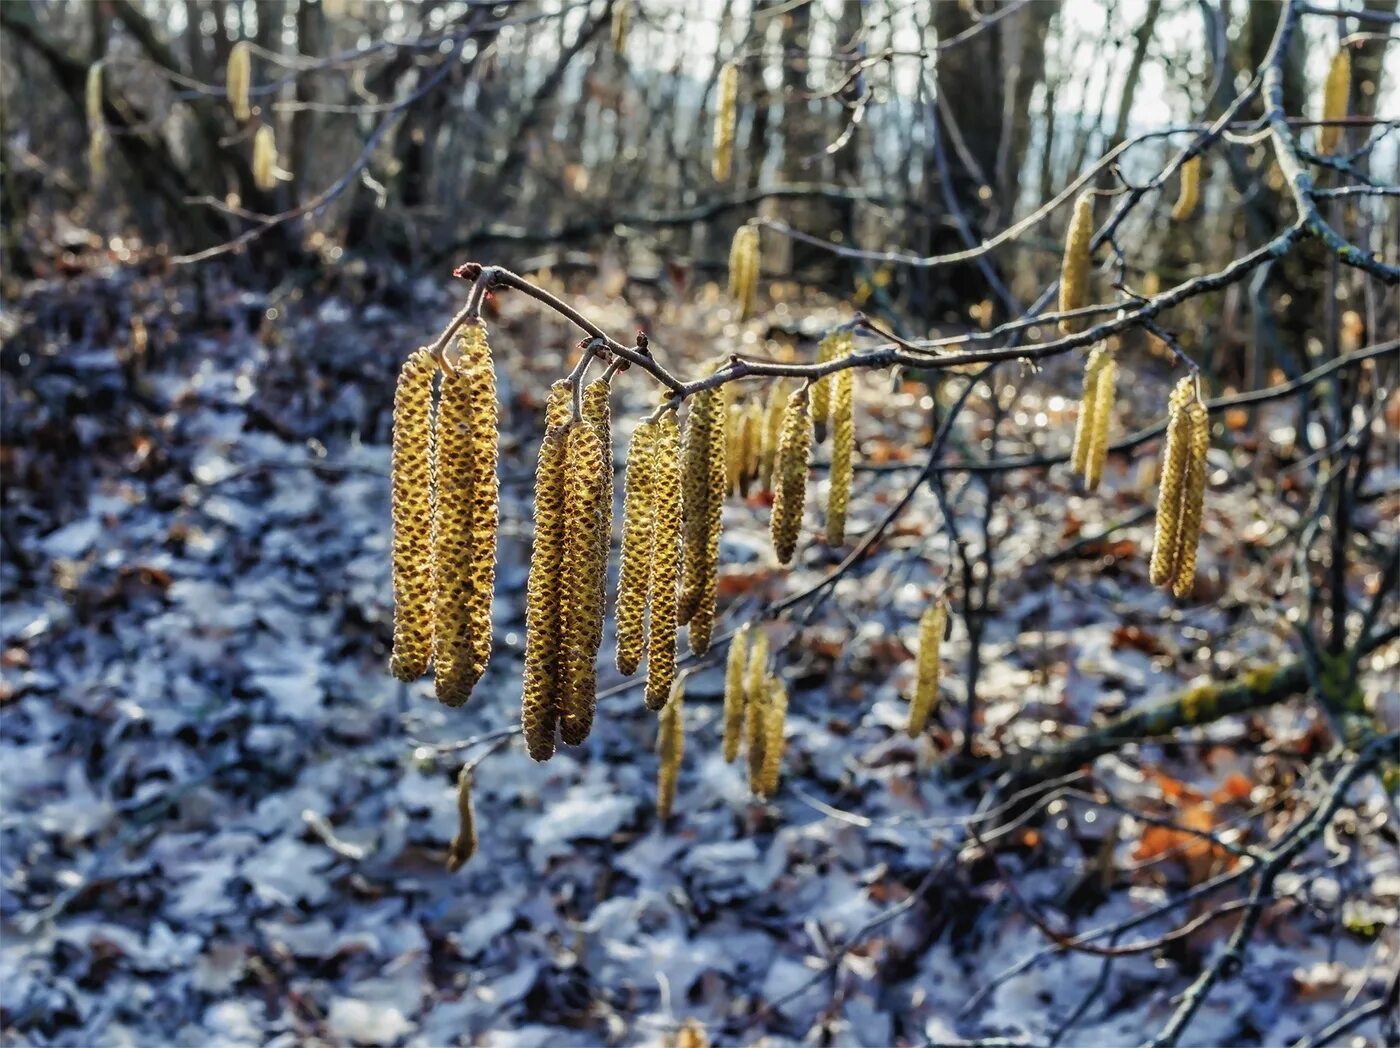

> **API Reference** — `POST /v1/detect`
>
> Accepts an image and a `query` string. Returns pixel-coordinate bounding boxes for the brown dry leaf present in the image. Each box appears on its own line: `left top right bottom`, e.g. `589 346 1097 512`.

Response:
1211 772 1253 805
1112 625 1166 656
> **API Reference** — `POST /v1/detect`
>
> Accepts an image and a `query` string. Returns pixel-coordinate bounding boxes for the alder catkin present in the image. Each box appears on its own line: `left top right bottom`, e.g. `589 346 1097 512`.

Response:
827 367 854 545
521 383 572 761
759 381 787 490
909 601 946 737
1149 378 1195 588
559 419 608 745
728 225 760 321
1170 399 1209 598
645 412 683 711
713 61 738 182
744 628 769 791
227 40 252 122
722 623 750 762
616 421 657 676
810 331 851 439
253 124 278 192
678 391 715 625
389 348 437 681
446 766 477 872
1319 48 1351 156
756 673 788 798
1058 192 1094 334
656 675 685 819
771 387 812 565
1070 347 1107 479
688 386 728 655
1085 352 1117 492
1170 156 1200 222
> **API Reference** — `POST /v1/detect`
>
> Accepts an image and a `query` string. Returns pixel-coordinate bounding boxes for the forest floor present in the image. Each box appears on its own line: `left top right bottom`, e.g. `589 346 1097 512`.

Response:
1 253 1396 1048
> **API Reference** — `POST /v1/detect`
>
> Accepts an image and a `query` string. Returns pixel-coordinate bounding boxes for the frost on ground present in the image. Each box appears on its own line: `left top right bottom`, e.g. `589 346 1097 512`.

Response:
1 267 1395 1047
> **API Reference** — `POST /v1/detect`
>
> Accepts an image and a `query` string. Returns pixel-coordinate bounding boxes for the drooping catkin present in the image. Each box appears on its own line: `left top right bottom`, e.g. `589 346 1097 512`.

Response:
728 225 760 321
756 673 788 798
446 766 477 872
460 326 500 681
521 383 572 761
1319 47 1351 156
1084 351 1117 491
580 378 614 674
744 628 769 790
810 331 851 439
678 390 718 626
611 0 629 53
616 421 657 676
827 368 854 545
1170 399 1209 598
771 387 813 565
1170 156 1200 222
713 61 738 182
645 412 683 711
688 386 728 655
389 348 437 681
726 402 746 496
759 381 788 490
908 601 946 737
1149 378 1195 588
227 40 252 122
740 400 764 496
656 675 685 819
86 63 103 130
253 125 278 191
559 419 608 745
1070 347 1107 479
88 126 108 187
1058 192 1094 334
722 623 750 762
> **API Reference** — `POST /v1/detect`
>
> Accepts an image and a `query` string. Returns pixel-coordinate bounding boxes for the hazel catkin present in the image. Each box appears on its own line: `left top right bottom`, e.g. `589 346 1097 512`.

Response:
759 381 788 490
1149 377 1196 589
656 675 685 819
227 40 252 122
1058 192 1094 334
810 331 851 440
678 390 718 626
713 61 738 182
744 627 769 791
559 418 608 745
756 673 788 798
389 348 437 681
580 378 614 672
1070 347 1106 480
908 601 946 737
446 766 477 871
86 63 103 130
521 383 572 761
771 387 812 565
722 623 750 762
1170 399 1209 598
645 412 683 711
1084 351 1117 491
728 225 760 321
1319 48 1351 156
1170 156 1200 222
616 420 657 676
689 386 728 655
253 125 278 192
827 367 854 545
740 400 764 496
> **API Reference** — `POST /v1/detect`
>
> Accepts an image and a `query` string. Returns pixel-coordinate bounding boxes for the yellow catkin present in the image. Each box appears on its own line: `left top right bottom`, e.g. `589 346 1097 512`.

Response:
88 126 108 187
740 400 764 496
253 124 278 191
678 391 717 626
722 624 750 762
1170 399 1209 598
827 367 854 545
1170 156 1200 222
756 673 788 798
560 419 608 745
227 40 252 122
611 0 629 53
744 628 769 790
759 381 787 490
1084 352 1117 491
771 387 812 565
728 225 760 321
688 386 728 656
1058 192 1094 334
1319 48 1351 155
459 327 500 680
909 601 946 737
86 63 103 130
1070 347 1107 479
1149 378 1195 588
389 349 437 681
713 61 738 182
616 421 656 676
521 383 572 761
579 378 613 680
446 766 477 872
725 402 746 496
645 412 683 711
656 675 685 819
810 331 851 438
